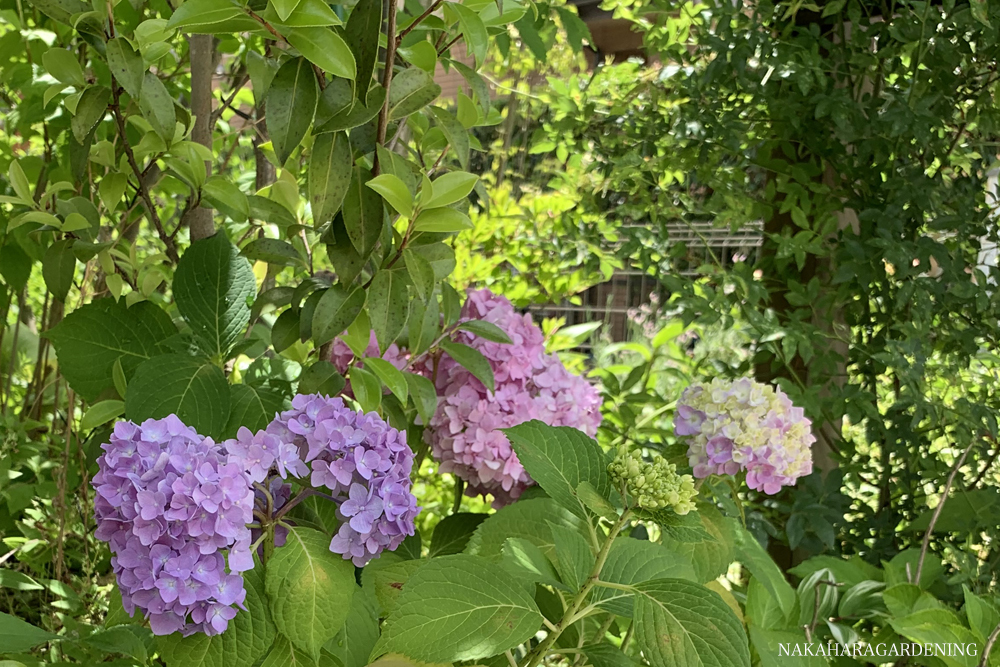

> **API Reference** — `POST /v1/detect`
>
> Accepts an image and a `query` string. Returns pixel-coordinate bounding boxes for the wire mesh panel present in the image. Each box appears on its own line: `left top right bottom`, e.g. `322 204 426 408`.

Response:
525 220 764 344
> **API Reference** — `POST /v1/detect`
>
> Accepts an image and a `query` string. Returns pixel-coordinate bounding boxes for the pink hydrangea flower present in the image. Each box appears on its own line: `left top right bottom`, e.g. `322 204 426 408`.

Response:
423 288 602 507
674 378 814 494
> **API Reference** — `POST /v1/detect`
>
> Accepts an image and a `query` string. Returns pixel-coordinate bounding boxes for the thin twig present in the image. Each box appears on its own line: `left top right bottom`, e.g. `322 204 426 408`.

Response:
109 85 179 262
914 440 976 584
396 0 444 44
980 623 1000 667
373 0 400 176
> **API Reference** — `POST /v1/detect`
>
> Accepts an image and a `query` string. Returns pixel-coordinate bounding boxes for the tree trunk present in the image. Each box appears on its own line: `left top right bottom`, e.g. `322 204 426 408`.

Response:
184 34 216 241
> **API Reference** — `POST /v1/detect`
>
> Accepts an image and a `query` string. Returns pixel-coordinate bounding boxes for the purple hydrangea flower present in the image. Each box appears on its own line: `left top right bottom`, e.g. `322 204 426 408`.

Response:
226 395 419 567
420 288 603 507
673 378 815 493
92 415 255 636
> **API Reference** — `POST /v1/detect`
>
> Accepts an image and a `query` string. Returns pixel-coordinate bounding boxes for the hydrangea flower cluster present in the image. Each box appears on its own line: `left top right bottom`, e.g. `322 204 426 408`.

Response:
247 394 419 566
424 288 603 507
608 444 697 514
92 416 255 636
674 378 814 494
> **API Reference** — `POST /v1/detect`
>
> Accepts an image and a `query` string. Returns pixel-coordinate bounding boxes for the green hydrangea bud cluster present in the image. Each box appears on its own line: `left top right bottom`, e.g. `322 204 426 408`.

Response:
608 445 697 514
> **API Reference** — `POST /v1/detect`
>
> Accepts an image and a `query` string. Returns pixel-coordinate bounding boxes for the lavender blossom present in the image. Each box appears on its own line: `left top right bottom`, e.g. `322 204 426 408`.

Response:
92 415 255 636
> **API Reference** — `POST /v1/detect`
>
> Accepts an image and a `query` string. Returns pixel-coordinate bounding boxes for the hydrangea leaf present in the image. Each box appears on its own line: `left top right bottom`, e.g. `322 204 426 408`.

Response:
222 384 287 439
657 503 735 583
428 513 488 558
501 420 613 519
466 497 588 573
0 611 58 652
157 565 275 667
325 584 379 667
44 298 176 402
173 233 256 358
592 537 697 616
124 354 231 439
632 579 750 667
373 554 543 663
265 526 357 660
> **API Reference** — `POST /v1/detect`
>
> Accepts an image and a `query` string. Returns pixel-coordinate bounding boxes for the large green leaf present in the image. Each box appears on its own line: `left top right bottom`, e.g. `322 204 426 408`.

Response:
0 611 58 652
502 420 612 519
45 298 176 402
657 504 735 583
439 340 493 392
428 512 488 558
466 497 588 572
222 383 286 439
124 354 231 438
325 584 380 667
265 526 356 660
632 579 750 667
374 554 543 663
309 131 353 226
174 233 256 358
267 57 319 165
367 270 408 351
157 564 275 667
732 526 796 620
593 537 697 616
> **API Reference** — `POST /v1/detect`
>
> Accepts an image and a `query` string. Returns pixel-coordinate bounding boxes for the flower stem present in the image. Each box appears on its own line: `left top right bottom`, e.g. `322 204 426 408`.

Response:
520 510 632 667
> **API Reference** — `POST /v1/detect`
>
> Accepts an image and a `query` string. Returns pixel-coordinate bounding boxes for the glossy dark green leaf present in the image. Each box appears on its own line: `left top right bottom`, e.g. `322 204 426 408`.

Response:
271 309 301 354
267 57 319 165
312 284 366 345
286 27 357 80
309 131 353 226
298 360 346 396
139 73 176 144
324 212 366 284
42 239 76 302
367 269 409 351
387 67 441 120
404 371 437 423
403 248 434 302
106 38 145 99
315 85 385 133
242 238 303 266
440 340 494 392
457 320 512 344
429 106 470 169
248 195 298 228
451 3 488 66
71 85 110 143
407 293 439 355
344 0 382 103
342 165 384 257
